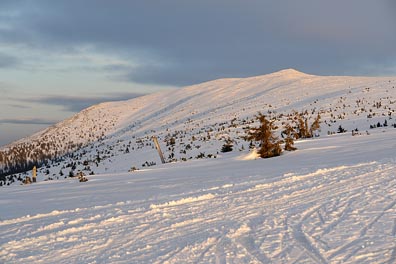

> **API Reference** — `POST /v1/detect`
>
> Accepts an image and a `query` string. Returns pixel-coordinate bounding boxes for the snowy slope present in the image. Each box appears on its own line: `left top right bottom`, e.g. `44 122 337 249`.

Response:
1 128 396 263
1 69 396 263
1 69 395 184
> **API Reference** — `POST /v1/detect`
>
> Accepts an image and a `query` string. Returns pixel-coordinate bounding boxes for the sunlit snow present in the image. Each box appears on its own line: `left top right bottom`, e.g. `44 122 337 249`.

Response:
1 70 396 263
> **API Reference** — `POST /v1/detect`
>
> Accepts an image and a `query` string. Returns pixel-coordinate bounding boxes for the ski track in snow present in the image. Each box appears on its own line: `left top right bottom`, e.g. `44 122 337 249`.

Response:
1 139 396 264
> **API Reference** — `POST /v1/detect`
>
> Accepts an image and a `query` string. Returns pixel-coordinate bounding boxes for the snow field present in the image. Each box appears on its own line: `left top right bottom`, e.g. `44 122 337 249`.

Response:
2 69 396 184
1 129 396 263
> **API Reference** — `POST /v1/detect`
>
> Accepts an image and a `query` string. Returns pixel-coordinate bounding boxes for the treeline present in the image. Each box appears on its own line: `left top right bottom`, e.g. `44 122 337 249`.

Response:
0 140 85 183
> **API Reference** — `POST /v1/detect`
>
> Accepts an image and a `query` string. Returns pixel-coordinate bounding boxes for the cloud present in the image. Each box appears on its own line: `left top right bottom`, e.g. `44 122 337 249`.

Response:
0 82 14 99
0 83 8 92
25 92 146 112
120 64 226 86
7 103 31 109
1 0 395 86
0 53 19 68
0 118 56 125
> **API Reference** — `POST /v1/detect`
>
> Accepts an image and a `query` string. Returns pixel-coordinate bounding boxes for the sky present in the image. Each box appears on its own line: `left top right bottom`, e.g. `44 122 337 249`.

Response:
1 0 396 146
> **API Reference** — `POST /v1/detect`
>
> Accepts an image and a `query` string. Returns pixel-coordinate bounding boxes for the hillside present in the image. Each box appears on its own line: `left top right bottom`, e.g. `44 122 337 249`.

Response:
1 69 396 185
1 69 396 262
1 127 396 263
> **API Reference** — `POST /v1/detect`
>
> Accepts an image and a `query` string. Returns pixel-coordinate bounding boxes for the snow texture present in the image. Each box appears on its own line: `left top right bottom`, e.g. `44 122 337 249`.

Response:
1 129 396 263
1 69 396 263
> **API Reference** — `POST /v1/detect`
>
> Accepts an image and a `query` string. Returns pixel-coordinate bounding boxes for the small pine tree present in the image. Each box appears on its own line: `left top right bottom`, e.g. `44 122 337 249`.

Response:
246 113 282 158
296 114 308 139
282 123 297 151
310 113 321 137
170 137 176 146
295 112 321 138
221 139 233 153
305 118 310 137
337 125 347 133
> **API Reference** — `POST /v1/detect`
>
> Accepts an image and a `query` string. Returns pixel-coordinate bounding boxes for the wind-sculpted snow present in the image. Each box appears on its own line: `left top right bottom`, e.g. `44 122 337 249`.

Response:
1 130 396 263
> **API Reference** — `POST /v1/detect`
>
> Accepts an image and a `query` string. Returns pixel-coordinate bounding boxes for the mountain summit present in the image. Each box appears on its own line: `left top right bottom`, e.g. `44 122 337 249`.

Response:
1 69 396 263
0 70 395 182
271 68 308 77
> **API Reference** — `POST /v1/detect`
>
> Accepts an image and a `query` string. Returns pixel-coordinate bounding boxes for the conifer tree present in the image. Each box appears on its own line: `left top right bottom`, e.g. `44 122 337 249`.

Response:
295 112 321 138
221 139 233 153
309 113 321 137
282 123 297 151
296 114 308 139
246 113 282 158
305 118 310 137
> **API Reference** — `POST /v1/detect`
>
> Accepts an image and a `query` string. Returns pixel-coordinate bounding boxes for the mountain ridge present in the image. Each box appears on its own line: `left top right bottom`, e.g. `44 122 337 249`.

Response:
1 69 395 184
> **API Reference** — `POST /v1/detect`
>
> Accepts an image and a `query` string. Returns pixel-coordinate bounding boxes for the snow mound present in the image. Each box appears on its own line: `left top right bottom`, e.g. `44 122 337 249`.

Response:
149 193 216 209
236 148 260 160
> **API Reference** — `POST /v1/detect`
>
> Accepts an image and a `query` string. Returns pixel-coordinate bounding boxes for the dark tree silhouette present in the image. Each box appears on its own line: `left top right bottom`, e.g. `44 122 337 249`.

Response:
221 139 233 153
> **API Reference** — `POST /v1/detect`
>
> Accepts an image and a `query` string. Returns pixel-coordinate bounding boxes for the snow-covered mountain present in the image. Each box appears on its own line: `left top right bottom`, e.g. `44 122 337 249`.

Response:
1 69 396 263
1 69 395 185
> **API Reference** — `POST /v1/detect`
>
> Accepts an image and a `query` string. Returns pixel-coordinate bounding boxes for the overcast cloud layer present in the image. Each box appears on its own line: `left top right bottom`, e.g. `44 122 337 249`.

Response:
24 93 145 112
2 0 396 86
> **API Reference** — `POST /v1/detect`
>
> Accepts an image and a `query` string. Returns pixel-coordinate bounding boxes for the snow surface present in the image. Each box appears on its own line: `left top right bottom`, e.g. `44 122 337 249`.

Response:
1 69 396 263
2 68 396 179
1 128 396 263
